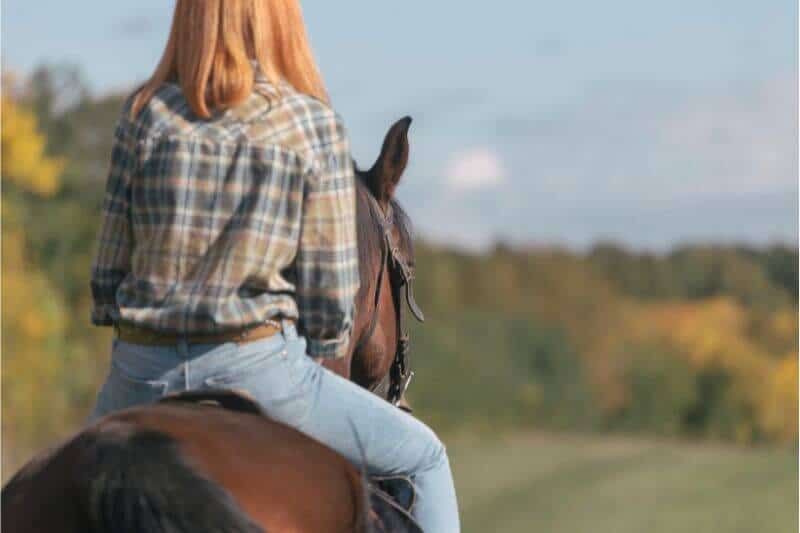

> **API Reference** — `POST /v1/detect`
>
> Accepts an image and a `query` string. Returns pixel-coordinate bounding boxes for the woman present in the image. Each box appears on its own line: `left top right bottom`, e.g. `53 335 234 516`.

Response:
88 1 460 531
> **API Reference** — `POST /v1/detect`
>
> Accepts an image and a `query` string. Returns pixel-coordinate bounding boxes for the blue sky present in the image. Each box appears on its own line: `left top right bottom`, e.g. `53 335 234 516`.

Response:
4 1 798 250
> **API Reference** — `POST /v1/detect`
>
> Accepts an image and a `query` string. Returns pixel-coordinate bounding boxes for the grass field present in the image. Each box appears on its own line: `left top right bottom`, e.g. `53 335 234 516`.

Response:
447 431 797 533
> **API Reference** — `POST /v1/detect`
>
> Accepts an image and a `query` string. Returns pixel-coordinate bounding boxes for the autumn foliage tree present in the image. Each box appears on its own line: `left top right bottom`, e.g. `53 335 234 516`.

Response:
2 74 71 472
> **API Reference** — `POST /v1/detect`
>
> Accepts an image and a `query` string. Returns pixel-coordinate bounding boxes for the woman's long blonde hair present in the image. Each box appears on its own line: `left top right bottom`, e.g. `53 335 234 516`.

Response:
131 0 328 118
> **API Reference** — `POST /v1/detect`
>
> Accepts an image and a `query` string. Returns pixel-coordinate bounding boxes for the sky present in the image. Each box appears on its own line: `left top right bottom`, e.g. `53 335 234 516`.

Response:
4 0 798 250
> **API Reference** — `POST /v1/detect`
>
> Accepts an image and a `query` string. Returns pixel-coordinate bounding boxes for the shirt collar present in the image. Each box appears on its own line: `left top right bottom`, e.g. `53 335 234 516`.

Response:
251 60 267 83
220 61 283 122
251 60 293 94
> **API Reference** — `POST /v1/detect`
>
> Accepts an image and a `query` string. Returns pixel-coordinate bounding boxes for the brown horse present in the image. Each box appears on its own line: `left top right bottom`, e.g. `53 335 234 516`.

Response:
1 118 424 533
338 116 423 406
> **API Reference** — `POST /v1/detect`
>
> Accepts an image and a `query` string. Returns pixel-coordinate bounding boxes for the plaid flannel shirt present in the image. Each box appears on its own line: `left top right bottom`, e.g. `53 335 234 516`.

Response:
90 72 359 359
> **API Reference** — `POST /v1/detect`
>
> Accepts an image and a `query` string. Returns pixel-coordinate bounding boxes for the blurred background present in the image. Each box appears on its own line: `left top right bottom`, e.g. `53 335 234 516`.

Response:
2 1 798 531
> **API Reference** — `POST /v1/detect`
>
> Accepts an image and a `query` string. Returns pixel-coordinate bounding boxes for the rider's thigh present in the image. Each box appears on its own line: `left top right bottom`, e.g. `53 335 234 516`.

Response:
292 347 446 477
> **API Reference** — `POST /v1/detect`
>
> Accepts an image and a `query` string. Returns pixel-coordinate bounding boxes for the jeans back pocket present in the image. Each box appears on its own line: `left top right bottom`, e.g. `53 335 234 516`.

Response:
108 360 169 412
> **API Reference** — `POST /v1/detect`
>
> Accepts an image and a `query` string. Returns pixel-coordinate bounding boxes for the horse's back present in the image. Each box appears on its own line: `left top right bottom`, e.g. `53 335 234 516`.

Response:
117 403 366 531
3 403 366 533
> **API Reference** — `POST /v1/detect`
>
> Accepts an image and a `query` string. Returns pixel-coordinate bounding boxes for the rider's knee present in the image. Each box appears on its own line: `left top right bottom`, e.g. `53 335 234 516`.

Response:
418 425 448 473
432 438 449 470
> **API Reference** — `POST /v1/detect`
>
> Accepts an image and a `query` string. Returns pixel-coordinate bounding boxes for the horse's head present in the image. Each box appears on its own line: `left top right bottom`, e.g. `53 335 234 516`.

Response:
344 117 423 402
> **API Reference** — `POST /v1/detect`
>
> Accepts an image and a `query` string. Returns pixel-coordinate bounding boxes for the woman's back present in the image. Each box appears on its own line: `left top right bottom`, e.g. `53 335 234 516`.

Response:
92 71 359 349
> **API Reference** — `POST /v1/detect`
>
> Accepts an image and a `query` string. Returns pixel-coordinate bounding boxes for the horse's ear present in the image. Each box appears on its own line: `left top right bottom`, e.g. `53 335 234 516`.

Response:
368 116 412 203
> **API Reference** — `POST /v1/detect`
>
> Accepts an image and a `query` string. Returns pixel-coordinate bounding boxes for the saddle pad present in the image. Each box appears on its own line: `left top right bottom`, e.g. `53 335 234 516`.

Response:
158 388 266 416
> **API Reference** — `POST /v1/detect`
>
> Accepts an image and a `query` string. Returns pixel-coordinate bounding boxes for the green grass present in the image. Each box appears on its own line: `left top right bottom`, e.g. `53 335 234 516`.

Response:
446 431 797 533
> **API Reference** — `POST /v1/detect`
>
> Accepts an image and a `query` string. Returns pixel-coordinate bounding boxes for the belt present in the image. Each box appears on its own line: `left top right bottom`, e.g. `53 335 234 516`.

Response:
114 322 284 347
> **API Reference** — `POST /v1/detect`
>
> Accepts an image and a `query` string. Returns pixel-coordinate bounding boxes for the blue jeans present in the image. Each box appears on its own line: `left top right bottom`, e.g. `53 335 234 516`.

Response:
90 323 460 533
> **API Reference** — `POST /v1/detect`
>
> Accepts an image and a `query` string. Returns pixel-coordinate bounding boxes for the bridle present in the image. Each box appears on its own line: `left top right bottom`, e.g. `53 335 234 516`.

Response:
353 194 425 406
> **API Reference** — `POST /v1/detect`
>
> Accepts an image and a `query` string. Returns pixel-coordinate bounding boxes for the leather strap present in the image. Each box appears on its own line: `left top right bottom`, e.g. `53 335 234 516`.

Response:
353 233 388 355
114 322 283 347
356 193 425 407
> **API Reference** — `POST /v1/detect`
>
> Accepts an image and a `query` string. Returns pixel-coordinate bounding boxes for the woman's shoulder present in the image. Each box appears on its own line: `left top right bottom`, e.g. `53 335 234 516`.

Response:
116 81 349 160
257 85 349 158
275 85 339 121
117 82 193 137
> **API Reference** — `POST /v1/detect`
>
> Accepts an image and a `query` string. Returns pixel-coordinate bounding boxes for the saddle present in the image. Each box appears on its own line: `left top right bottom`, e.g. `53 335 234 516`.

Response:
159 389 423 533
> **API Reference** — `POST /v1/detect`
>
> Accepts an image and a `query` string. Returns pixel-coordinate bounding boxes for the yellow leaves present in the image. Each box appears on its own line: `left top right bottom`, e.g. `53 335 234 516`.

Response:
758 308 800 355
1 220 72 471
760 356 799 441
626 297 798 442
1 78 72 472
633 298 742 367
1 222 68 376
1 91 64 197
19 312 52 341
768 309 797 339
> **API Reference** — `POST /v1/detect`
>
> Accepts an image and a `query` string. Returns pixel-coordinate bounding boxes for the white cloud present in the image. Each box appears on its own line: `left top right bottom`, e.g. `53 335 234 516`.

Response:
444 147 506 190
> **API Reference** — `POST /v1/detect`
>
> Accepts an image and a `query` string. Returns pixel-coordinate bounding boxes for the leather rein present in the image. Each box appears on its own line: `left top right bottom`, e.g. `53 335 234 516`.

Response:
353 195 425 406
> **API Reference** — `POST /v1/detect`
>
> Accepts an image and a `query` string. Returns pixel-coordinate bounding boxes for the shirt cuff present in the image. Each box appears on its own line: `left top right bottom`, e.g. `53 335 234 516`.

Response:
91 304 116 327
306 330 351 360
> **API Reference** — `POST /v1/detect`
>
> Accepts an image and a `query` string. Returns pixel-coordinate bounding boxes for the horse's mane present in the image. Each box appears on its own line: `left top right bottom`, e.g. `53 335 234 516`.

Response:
79 425 264 533
355 176 414 292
